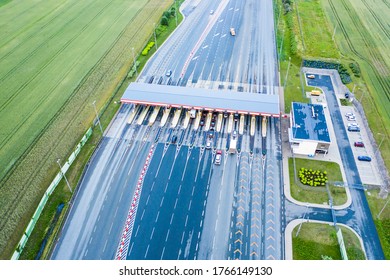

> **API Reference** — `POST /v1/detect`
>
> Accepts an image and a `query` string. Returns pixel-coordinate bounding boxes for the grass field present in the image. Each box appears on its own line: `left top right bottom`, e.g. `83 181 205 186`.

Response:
288 158 347 206
0 0 173 259
320 0 390 175
292 222 365 260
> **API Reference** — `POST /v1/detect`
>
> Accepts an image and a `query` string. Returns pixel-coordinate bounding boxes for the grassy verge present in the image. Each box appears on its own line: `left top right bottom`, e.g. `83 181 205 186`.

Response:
288 157 347 206
18 2 184 260
365 190 390 259
292 222 364 260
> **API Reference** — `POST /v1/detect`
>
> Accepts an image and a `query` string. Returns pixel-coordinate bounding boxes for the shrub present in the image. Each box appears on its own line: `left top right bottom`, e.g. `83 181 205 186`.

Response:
298 167 328 187
161 16 169 26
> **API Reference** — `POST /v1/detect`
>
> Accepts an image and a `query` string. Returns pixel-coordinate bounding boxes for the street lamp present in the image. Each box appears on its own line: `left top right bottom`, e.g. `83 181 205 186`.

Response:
131 47 138 77
153 23 158 50
374 133 385 158
92 100 103 134
57 159 72 193
377 195 390 219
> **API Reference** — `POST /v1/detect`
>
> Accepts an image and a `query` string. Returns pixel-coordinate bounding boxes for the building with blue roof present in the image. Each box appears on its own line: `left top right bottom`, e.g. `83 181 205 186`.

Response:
289 102 331 156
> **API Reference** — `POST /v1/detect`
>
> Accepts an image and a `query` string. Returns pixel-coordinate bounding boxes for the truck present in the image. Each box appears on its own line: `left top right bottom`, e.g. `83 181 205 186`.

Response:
190 109 196 119
230 28 236 36
229 137 237 154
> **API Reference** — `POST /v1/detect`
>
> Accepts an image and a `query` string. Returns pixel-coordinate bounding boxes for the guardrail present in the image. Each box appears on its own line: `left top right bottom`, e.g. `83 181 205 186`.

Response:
11 128 93 260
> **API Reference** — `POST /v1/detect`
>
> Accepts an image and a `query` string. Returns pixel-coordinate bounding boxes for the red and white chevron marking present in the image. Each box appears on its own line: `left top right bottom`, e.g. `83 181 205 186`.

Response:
115 144 155 260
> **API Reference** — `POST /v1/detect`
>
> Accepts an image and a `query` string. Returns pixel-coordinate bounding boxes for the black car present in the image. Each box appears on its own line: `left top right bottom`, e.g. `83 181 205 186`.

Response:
171 135 177 143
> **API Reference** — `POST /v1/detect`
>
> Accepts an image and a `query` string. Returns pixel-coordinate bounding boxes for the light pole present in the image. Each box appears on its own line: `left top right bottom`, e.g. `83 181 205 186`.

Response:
57 159 72 193
175 0 178 26
92 100 103 134
359 90 365 103
374 133 385 157
284 56 291 89
377 195 390 219
153 23 158 50
131 47 138 77
296 203 309 237
291 124 300 183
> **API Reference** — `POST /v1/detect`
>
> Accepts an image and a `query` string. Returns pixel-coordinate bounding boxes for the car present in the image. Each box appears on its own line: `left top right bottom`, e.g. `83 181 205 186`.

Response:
210 10 214 15
347 115 356 121
345 112 355 117
216 149 222 155
348 122 359 127
358 156 371 162
206 140 212 149
224 112 228 118
166 70 172 77
211 120 215 127
348 126 360 132
208 130 214 138
214 154 221 165
234 113 239 119
307 74 315 79
171 135 177 144
354 142 364 147
233 130 237 138
345 93 349 98
200 119 205 126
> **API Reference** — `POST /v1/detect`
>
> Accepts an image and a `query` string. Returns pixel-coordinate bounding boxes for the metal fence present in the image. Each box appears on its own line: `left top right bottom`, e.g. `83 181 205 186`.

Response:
11 127 93 260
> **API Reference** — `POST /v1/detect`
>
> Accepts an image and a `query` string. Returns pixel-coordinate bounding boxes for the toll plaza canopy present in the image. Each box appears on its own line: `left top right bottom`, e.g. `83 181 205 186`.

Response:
121 83 280 117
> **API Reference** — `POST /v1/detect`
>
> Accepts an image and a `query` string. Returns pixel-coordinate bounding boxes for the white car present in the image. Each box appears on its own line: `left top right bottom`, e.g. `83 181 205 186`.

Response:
348 123 359 127
347 116 356 121
345 112 355 117
214 154 221 165
210 10 214 15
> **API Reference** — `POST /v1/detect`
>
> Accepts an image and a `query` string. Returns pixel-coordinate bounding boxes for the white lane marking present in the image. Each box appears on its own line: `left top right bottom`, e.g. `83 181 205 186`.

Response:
214 33 220 37
135 225 140 237
144 245 150 258
164 182 169 193
228 7 233 10
235 8 239 11
109 222 114 235
129 242 134 255
84 249 88 257
219 19 224 22
141 209 145 221
221 34 226 38
198 232 201 239
160 196 164 207
103 239 108 253
146 194 150 206
202 45 208 49
93 225 97 233
202 210 204 217
170 214 174 225
181 232 185 244
174 198 178 210
178 185 182 195
192 56 199 61
188 200 192 211
114 206 119 218
155 211 160 222
97 214 101 222
191 185 195 196
150 227 155 240
196 243 199 251
89 237 93 245
161 247 166 260
185 215 189 227
200 220 203 227
165 229 170 242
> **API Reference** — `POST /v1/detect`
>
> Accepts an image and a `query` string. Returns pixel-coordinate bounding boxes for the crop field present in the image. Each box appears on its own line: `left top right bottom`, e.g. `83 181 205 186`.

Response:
321 0 390 168
0 0 172 259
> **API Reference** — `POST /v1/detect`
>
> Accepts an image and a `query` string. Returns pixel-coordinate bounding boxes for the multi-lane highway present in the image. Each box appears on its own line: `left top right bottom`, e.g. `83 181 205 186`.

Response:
52 0 283 260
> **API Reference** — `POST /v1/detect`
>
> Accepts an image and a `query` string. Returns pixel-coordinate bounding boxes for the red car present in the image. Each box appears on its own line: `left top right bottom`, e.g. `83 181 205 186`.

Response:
354 142 364 147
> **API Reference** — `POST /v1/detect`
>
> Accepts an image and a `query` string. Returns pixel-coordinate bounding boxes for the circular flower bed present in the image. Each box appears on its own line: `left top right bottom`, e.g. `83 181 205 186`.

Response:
299 167 328 187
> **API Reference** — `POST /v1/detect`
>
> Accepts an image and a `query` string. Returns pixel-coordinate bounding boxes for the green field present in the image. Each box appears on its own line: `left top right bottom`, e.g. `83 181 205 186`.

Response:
292 222 365 260
320 0 390 172
0 0 173 259
288 158 347 206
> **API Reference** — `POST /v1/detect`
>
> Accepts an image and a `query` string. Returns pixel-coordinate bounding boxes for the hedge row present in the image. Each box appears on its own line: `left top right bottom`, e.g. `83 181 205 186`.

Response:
303 60 352 84
141 41 155 56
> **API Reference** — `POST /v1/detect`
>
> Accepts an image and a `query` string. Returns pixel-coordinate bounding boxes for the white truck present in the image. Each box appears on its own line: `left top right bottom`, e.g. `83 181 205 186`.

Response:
190 109 196 119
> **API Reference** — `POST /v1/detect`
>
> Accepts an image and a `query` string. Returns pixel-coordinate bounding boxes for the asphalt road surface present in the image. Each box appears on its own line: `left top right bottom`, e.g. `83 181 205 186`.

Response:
52 0 284 260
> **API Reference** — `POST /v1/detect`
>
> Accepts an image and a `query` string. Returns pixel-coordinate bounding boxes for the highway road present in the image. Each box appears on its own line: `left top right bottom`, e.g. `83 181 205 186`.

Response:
52 0 284 260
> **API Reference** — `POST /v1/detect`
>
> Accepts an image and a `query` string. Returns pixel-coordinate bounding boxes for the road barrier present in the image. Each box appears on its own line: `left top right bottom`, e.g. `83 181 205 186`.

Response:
11 128 93 260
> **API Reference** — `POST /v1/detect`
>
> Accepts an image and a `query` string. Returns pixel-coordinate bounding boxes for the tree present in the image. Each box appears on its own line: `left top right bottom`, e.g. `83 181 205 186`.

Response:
161 16 169 26
170 7 176 17
163 11 171 19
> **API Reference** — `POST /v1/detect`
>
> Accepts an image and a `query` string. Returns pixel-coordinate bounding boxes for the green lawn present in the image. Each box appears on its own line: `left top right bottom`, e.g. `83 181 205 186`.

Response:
0 0 173 259
288 158 347 206
365 190 390 259
292 222 365 260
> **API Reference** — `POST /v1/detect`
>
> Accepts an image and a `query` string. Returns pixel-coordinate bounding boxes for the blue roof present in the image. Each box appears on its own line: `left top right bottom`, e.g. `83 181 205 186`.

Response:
291 102 330 143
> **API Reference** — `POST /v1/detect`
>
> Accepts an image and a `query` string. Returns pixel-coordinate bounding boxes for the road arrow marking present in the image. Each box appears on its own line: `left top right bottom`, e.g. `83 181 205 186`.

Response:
235 239 243 244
